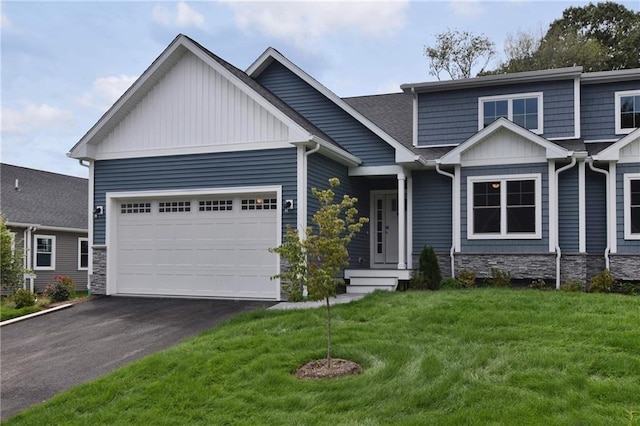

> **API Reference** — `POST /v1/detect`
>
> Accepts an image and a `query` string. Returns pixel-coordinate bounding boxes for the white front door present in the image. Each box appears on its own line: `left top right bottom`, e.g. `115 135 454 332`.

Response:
372 192 399 266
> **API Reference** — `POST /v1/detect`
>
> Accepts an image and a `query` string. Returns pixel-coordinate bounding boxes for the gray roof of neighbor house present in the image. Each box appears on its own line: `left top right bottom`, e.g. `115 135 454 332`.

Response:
0 164 88 230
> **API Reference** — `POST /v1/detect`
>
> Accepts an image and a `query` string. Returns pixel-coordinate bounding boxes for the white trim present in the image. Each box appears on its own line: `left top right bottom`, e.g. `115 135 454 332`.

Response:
615 89 640 135
415 143 459 149
597 128 640 161
33 234 56 270
105 185 282 298
466 173 542 240
406 173 413 269
397 171 406 270
296 145 306 232
309 136 362 167
548 161 556 252
624 173 640 240
88 161 95 278
584 139 618 144
609 163 618 253
369 190 398 268
6 222 87 234
478 92 544 134
578 160 586 252
574 77 581 139
78 237 89 270
454 165 461 252
349 165 405 177
411 88 418 147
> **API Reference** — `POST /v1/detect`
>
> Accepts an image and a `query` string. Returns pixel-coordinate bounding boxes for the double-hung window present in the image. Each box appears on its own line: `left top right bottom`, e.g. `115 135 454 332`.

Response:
479 92 543 134
468 174 542 239
615 90 640 134
78 238 89 270
34 235 55 270
624 174 640 240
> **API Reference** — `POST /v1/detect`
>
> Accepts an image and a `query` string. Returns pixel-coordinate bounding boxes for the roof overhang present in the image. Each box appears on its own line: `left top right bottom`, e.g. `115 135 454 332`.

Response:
294 136 362 167
595 127 640 161
580 68 640 85
6 222 88 234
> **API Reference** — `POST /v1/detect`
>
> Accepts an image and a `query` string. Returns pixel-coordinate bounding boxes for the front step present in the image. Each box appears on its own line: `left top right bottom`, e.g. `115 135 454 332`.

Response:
346 276 398 294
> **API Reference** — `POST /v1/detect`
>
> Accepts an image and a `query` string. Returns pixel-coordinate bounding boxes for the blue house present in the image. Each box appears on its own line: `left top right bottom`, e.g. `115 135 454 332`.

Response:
68 34 639 300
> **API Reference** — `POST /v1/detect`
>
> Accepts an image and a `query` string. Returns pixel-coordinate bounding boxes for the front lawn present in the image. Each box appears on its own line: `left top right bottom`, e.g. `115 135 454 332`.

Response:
1 291 89 322
6 289 640 425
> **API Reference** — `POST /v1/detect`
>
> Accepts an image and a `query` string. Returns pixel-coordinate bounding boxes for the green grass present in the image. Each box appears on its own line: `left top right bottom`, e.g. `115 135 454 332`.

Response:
0 304 41 321
6 289 640 425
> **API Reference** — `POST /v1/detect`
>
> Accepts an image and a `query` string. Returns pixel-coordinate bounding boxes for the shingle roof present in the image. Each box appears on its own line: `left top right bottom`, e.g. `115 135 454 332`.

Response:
0 164 88 230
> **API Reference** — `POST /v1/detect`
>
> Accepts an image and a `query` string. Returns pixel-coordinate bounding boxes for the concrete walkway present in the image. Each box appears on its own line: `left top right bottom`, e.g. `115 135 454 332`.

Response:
269 293 366 310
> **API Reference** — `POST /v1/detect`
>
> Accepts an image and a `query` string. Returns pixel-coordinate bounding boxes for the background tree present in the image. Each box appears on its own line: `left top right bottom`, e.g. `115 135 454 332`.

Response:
1 216 26 292
424 29 496 80
271 178 368 369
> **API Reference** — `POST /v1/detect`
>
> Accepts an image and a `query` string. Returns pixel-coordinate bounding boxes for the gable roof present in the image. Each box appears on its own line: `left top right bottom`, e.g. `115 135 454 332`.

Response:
439 118 571 165
0 164 88 230
68 34 360 167
247 48 419 164
595 127 640 161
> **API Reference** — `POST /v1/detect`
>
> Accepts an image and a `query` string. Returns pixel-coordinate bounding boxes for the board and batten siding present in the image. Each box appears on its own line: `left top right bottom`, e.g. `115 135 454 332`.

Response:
412 170 453 254
460 163 550 253
617 162 640 254
307 154 370 268
417 80 576 147
95 51 292 158
255 61 396 166
581 81 640 142
585 166 608 254
93 149 297 244
558 164 579 252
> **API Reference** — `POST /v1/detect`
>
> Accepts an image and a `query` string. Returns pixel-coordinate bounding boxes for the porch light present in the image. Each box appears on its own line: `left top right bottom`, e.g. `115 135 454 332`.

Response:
491 182 500 189
256 198 263 204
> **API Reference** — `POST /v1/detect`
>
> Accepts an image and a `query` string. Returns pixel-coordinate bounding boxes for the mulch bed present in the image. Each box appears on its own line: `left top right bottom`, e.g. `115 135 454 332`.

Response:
294 358 363 379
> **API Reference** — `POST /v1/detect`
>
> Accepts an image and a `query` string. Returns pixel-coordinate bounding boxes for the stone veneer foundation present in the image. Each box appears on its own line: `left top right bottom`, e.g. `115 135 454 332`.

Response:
90 246 107 295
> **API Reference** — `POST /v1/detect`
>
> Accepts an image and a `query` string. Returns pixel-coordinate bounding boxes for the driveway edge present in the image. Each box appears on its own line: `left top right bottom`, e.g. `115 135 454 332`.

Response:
0 303 73 327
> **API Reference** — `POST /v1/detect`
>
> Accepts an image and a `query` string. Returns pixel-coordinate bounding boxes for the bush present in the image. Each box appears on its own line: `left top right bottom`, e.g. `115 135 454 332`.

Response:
560 279 584 292
612 281 640 296
44 275 76 302
410 246 442 290
588 269 616 293
440 276 463 289
489 268 511 287
529 279 552 291
457 269 477 288
13 288 37 308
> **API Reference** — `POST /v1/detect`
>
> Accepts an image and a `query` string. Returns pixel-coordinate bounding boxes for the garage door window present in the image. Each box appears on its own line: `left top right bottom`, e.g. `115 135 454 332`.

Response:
121 203 151 214
199 200 233 211
242 198 277 210
159 201 191 213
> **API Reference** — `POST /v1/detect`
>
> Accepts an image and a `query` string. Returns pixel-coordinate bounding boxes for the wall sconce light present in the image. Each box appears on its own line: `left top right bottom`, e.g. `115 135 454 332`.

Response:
491 182 500 189
285 199 294 212
256 198 263 205
93 205 104 219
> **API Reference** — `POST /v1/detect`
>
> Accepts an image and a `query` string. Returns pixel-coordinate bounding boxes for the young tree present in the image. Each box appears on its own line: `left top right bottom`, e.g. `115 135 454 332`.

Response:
271 178 368 368
424 29 496 80
1 216 26 292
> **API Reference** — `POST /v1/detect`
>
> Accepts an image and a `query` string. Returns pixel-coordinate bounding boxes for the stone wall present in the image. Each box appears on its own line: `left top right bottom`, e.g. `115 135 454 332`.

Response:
609 255 640 281
453 253 557 280
90 246 107 295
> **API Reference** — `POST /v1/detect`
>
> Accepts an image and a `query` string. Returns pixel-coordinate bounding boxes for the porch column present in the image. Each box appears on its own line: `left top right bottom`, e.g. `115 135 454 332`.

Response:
398 170 406 269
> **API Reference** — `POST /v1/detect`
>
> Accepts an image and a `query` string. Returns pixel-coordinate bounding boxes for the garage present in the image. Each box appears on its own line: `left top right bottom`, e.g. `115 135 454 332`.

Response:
109 190 280 299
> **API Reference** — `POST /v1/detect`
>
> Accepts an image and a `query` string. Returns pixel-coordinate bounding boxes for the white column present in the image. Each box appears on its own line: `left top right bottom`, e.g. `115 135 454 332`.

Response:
398 170 406 269
406 172 413 269
296 145 307 234
548 161 557 252
578 160 586 253
609 162 617 254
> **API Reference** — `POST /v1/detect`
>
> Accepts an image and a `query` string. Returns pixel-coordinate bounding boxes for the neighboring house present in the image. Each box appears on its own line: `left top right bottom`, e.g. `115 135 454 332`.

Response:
68 34 639 301
0 164 89 292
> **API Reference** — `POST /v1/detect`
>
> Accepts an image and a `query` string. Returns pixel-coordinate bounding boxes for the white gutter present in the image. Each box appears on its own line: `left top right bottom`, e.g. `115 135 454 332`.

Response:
587 158 611 270
6 222 87 234
435 162 456 278
555 157 577 289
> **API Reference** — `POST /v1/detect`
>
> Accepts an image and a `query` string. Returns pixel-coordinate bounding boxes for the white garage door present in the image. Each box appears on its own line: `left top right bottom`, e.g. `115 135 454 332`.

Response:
114 193 279 299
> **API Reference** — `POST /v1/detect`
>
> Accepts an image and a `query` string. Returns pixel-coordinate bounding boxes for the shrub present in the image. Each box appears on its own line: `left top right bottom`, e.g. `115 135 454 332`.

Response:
13 288 37 308
529 278 551 291
489 268 511 287
612 281 640 296
44 275 76 302
457 269 477 288
411 246 442 290
588 269 616 293
560 279 584 292
440 276 463 289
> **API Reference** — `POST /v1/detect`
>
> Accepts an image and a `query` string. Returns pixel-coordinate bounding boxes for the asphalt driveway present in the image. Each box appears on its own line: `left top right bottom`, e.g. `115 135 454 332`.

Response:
0 296 274 420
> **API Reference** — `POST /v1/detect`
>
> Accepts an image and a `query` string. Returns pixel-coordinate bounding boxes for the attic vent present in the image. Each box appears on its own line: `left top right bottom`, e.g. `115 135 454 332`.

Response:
14 179 19 190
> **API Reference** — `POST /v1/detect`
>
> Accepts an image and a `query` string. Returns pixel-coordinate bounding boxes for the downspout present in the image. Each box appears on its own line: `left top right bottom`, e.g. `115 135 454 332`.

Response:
555 157 577 289
435 162 455 278
587 158 610 270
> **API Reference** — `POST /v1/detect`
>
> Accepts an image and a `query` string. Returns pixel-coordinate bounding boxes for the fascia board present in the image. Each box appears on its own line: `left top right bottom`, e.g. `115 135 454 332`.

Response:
247 48 418 163
597 128 640 161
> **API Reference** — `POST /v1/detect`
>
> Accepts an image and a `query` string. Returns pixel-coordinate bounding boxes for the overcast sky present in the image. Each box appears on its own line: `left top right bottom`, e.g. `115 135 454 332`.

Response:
3 0 638 178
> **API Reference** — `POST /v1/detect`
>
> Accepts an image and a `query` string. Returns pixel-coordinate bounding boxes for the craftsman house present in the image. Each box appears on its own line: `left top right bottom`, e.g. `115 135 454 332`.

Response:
68 34 639 300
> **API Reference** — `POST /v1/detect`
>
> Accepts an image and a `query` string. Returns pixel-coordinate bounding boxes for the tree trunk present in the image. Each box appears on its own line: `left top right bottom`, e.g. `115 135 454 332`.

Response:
326 295 332 369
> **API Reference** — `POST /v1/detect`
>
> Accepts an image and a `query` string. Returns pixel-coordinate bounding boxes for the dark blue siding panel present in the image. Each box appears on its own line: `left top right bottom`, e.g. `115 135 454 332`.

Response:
93 149 297 244
418 80 575 146
256 62 396 166
617 163 640 254
558 164 579 252
412 170 452 254
307 154 370 267
581 81 640 141
460 163 549 253
586 166 607 253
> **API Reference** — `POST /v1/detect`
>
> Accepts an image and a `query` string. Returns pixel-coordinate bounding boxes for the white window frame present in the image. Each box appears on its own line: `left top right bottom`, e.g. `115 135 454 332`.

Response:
624 173 640 240
615 90 640 135
78 237 89 270
467 173 542 240
34 234 56 270
478 92 544 134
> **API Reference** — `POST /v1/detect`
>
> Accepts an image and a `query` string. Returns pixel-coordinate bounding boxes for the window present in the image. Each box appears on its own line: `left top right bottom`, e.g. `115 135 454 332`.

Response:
158 201 191 213
624 174 640 240
241 198 277 210
78 238 89 270
34 235 55 270
615 90 640 134
468 174 541 239
121 203 151 214
479 92 543 133
199 200 233 211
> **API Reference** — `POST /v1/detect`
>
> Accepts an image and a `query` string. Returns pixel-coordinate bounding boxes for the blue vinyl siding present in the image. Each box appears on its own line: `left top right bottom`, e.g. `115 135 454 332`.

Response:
412 170 452 254
581 81 640 141
460 163 549 253
418 80 575 146
586 166 607 253
617 163 640 254
256 61 396 166
93 149 297 244
307 154 370 268
558 164 579 252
